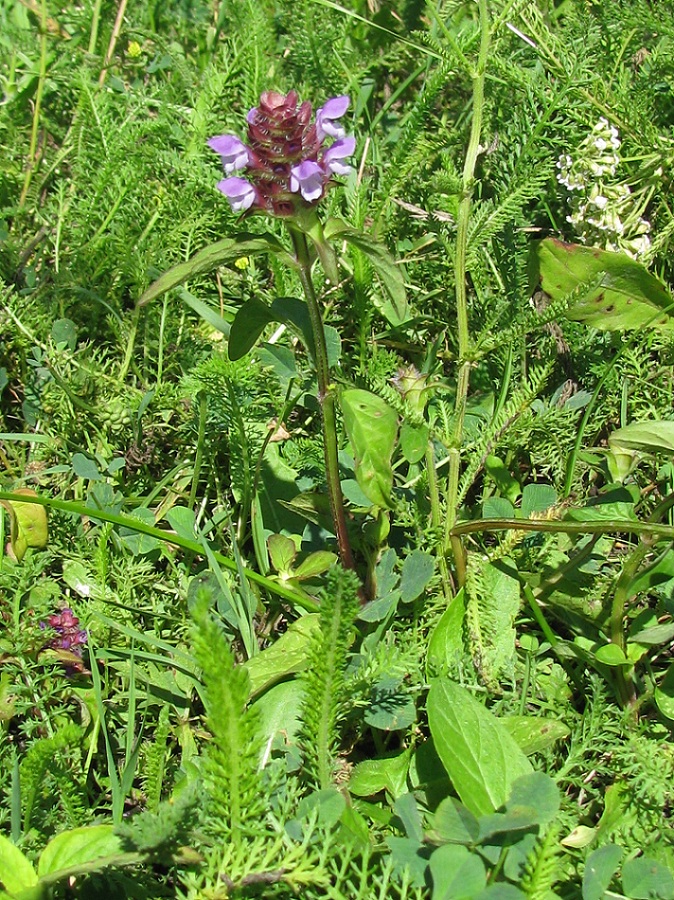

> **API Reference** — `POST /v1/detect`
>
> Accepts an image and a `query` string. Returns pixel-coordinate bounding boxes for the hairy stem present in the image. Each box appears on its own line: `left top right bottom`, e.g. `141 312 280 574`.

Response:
289 228 356 573
444 0 491 585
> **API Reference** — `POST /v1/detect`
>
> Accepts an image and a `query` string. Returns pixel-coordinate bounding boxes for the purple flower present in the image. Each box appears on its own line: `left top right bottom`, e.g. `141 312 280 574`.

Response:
290 160 325 202
40 608 88 656
207 134 250 173
322 136 355 176
208 91 354 216
217 176 258 211
316 95 349 141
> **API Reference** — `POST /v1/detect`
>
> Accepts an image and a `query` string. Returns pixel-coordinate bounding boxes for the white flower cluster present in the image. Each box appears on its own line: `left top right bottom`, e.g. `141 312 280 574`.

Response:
557 118 652 260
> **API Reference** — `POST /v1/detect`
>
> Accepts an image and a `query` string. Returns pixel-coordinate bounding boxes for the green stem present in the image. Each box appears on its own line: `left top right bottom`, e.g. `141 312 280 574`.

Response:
289 228 356 574
426 441 453 601
444 0 491 580
451 516 674 541
609 538 653 707
88 0 103 54
19 0 48 209
118 305 140 381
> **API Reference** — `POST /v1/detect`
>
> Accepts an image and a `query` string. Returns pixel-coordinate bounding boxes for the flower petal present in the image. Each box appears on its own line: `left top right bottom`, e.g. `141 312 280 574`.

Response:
319 95 350 119
217 177 257 211
316 95 350 141
322 136 355 175
290 160 325 202
208 134 250 174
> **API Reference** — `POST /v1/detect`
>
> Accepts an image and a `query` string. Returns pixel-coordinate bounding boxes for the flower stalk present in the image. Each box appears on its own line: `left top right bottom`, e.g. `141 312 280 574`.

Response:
290 227 356 573
444 0 491 588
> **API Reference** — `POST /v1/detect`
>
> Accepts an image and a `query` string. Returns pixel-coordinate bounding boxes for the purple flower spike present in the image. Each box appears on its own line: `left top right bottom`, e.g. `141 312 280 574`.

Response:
208 134 250 174
316 95 350 141
290 160 325 202
217 176 257 212
208 91 354 215
322 136 355 176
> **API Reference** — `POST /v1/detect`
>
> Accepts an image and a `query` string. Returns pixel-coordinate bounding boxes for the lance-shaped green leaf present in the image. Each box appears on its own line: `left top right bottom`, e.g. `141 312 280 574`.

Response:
324 218 409 325
178 288 232 337
228 296 313 361
532 238 674 331
138 232 293 307
341 389 398 509
609 420 674 456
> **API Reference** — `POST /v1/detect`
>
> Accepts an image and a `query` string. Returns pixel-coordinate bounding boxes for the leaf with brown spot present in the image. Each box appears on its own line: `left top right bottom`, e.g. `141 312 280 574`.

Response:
531 239 674 331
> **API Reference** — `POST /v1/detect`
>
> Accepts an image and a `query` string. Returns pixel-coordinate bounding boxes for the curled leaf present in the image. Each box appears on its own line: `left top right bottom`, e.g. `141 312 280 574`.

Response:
1 489 48 561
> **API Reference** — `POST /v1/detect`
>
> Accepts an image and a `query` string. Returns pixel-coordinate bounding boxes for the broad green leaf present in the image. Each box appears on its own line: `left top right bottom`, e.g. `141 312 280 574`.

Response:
395 793 425 842
37 825 123 877
1 489 48 562
267 533 297 575
138 233 291 306
582 844 623 900
400 550 434 603
521 483 557 518
609 420 674 456
243 614 320 698
471 886 526 899
296 787 346 827
252 679 304 761
622 856 674 899
505 772 560 825
165 506 197 541
533 238 674 331
51 318 77 351
427 678 532 817
430 798 480 846
341 389 398 509
228 296 276 359
293 550 337 579
426 589 465 679
324 218 409 325
386 836 429 888
594 643 628 666
0 835 38 893
430 844 486 900
62 560 97 598
655 662 674 721
349 750 411 798
229 296 315 361
71 453 102 481
501 715 570 755
400 421 428 464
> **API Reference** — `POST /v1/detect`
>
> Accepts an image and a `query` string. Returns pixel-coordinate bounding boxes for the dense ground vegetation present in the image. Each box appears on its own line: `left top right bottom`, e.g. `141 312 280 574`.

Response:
2 0 674 896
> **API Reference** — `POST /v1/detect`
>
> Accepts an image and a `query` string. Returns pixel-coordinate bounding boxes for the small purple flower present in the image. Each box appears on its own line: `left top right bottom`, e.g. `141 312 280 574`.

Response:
40 608 88 671
207 134 250 173
322 136 355 176
316 95 349 141
290 160 325 202
217 176 258 211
